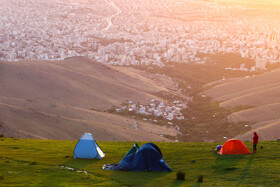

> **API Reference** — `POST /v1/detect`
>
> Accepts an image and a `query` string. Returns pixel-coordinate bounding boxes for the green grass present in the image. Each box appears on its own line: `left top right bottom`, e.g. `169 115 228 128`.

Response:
1 138 280 186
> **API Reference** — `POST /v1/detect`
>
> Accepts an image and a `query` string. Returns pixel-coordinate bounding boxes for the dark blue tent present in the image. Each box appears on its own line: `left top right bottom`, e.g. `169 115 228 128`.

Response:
115 143 172 171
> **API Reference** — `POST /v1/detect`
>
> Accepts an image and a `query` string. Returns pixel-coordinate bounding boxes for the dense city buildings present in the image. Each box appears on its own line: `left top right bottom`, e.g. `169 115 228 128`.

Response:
116 99 187 121
1 0 280 67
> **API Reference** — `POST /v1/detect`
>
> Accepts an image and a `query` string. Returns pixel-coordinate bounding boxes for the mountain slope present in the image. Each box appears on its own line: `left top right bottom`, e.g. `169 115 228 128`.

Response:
0 57 179 140
204 69 280 107
0 57 177 110
204 68 280 140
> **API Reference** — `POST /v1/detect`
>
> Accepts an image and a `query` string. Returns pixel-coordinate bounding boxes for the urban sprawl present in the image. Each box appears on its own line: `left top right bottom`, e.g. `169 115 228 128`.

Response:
1 0 280 71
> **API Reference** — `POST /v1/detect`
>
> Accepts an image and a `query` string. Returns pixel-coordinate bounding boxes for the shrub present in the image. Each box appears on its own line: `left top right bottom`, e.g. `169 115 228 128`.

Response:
0 134 4 138
176 171 185 181
30 161 37 165
0 176 4 180
197 175 203 183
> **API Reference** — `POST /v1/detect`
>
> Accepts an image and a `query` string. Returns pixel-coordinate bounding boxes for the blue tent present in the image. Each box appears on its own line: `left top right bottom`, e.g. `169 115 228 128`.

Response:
115 143 172 171
74 133 105 159
123 142 140 158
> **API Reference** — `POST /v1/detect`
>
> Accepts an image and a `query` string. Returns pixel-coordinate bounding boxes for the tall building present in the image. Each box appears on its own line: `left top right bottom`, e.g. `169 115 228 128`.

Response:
255 58 266 70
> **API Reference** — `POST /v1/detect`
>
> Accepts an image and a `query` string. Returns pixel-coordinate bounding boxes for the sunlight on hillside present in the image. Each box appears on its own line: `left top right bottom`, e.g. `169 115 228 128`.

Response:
1 0 280 142
213 0 280 7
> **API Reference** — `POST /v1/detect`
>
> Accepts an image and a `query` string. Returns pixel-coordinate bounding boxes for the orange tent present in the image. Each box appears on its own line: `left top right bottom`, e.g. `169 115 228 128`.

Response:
218 139 251 155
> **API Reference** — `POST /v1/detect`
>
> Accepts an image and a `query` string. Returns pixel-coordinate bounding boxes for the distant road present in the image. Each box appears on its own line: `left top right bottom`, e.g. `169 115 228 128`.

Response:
104 0 121 31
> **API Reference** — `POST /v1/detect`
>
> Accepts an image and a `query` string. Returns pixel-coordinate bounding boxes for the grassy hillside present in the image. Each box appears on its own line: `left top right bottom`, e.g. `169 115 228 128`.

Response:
1 138 280 186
